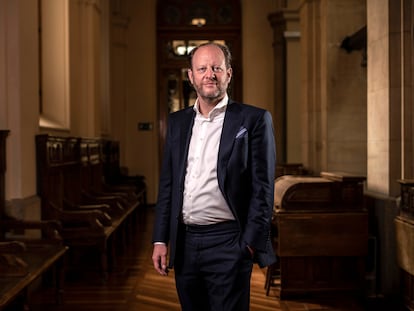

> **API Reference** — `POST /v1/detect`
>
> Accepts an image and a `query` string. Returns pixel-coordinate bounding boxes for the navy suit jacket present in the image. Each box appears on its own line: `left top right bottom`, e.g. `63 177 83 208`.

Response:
152 99 276 268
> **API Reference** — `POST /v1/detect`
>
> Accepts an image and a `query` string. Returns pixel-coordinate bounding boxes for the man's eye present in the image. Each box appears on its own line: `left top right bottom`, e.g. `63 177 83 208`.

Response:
213 67 223 72
197 68 207 73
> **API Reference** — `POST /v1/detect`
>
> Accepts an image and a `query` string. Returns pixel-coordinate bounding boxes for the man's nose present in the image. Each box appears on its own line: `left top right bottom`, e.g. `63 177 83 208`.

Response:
205 68 216 79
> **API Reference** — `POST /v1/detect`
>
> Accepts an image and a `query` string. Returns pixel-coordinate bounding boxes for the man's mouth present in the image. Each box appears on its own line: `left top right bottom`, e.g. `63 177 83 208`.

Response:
204 82 216 87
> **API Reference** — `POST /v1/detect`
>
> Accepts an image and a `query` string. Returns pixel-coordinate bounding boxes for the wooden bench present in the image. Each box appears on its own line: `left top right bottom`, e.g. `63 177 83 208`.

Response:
101 139 147 226
79 138 141 254
0 223 68 310
271 172 368 299
0 130 68 310
35 134 143 280
79 138 138 214
101 139 147 204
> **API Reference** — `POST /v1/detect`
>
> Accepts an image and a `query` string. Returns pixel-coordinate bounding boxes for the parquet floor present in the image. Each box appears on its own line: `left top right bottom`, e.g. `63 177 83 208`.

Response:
25 207 387 310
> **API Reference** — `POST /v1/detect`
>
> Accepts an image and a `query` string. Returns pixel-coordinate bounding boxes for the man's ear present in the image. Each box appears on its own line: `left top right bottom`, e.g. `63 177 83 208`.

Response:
227 67 233 83
187 69 194 84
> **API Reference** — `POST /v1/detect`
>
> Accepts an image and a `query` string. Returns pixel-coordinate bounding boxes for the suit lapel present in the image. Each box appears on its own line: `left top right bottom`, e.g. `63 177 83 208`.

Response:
217 101 243 192
178 108 195 184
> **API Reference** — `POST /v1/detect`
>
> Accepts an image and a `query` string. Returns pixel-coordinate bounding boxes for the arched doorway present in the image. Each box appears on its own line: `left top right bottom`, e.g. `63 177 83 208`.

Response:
156 0 242 158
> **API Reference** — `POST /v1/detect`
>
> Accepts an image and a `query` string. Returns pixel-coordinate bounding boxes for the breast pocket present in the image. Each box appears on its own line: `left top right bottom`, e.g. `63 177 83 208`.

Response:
232 133 249 171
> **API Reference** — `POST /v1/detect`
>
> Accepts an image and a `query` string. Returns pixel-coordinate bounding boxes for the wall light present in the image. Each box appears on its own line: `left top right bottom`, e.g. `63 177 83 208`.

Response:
175 45 196 55
191 18 206 27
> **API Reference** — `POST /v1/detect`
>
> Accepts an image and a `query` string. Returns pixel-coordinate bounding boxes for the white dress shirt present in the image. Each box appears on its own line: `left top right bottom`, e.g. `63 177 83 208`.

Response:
182 95 235 225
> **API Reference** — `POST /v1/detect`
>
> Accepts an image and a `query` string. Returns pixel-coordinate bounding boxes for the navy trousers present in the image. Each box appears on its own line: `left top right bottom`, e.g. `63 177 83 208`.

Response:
174 221 253 311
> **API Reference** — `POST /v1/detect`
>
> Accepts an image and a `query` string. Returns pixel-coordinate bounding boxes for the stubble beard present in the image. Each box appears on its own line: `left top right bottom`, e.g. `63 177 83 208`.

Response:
196 82 228 104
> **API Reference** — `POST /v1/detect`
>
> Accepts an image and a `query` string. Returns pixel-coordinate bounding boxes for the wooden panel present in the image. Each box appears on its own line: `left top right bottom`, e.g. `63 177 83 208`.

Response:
0 130 9 221
276 212 368 256
397 180 414 310
277 212 368 257
278 255 365 298
401 270 414 311
395 216 414 276
398 179 414 220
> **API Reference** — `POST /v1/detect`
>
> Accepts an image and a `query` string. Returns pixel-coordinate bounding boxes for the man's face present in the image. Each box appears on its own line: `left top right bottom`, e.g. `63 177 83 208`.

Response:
188 45 232 102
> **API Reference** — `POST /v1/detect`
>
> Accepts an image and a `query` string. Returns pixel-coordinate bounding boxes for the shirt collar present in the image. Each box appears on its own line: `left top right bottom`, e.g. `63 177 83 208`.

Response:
193 94 228 120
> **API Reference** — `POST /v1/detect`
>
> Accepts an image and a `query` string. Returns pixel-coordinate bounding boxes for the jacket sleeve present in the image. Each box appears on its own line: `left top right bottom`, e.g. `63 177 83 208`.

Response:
151 116 174 245
243 110 276 252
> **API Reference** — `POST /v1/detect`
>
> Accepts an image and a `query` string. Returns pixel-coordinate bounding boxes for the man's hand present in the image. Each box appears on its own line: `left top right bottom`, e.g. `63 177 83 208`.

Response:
246 244 255 258
152 243 169 276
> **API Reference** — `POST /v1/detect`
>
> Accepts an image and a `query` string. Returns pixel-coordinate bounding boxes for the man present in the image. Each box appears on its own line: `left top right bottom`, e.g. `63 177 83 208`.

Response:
152 42 276 311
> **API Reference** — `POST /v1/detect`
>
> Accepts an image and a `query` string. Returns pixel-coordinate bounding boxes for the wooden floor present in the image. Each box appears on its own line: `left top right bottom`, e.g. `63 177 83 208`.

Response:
23 206 392 311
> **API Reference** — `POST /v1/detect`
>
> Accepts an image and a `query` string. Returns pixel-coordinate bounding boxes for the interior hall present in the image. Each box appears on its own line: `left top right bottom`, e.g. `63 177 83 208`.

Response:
0 0 413 310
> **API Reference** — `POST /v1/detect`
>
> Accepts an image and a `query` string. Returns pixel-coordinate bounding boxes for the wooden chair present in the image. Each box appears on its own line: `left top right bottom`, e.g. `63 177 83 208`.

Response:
1 130 68 309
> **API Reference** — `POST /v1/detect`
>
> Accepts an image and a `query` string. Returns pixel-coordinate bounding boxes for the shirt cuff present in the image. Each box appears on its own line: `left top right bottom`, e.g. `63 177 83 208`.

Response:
153 242 166 245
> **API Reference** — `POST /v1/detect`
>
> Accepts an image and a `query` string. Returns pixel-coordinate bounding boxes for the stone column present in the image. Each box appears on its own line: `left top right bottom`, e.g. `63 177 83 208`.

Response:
268 11 288 164
401 0 413 179
70 0 104 137
299 0 323 172
367 0 402 196
0 0 41 220
109 2 130 144
269 9 301 165
366 0 414 298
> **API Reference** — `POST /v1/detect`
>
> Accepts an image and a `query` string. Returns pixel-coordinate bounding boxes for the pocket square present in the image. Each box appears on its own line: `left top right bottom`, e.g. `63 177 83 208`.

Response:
236 127 247 138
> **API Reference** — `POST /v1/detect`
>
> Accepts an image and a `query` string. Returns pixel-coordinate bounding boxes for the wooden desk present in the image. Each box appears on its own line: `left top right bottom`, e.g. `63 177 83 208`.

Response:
0 244 68 310
396 180 414 310
272 173 368 299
